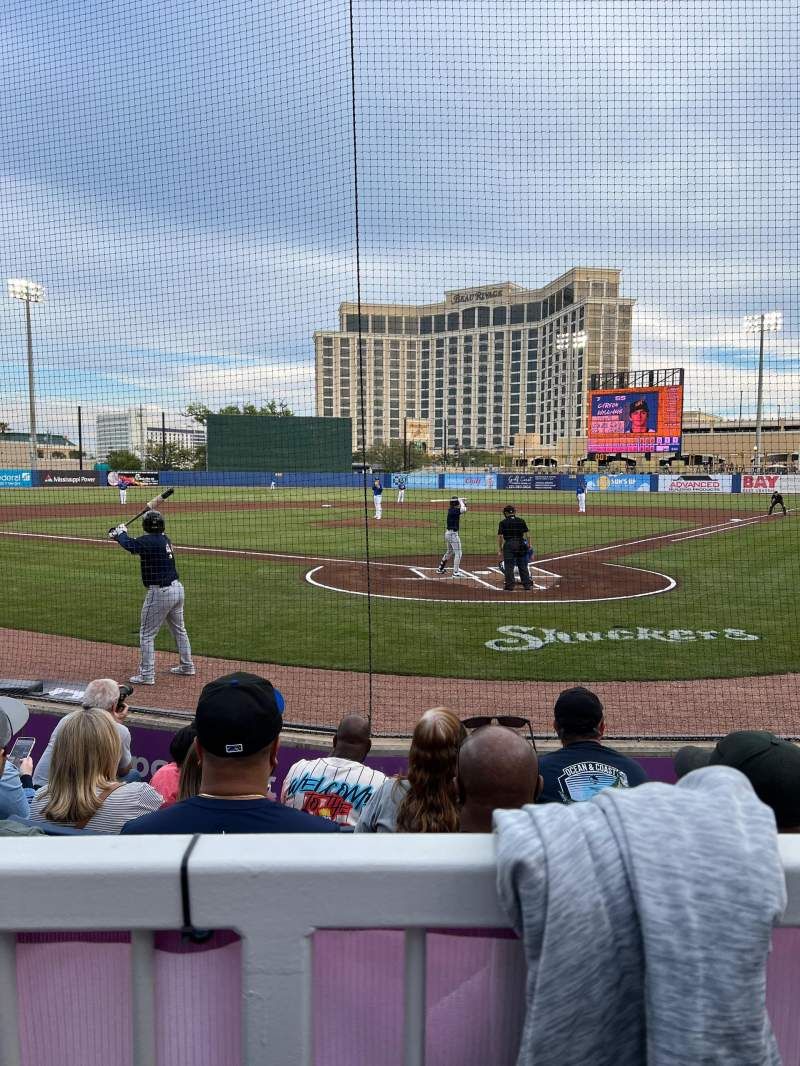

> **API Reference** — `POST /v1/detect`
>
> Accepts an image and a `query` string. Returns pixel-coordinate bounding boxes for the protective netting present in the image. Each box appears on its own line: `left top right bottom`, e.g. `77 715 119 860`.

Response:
0 0 797 736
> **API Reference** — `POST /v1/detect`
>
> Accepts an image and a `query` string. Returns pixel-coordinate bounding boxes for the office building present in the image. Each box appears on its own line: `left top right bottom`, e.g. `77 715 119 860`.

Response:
314 268 635 453
95 407 205 461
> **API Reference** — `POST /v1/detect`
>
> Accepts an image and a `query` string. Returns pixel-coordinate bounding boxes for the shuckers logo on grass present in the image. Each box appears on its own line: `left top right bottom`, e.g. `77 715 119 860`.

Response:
485 625 760 652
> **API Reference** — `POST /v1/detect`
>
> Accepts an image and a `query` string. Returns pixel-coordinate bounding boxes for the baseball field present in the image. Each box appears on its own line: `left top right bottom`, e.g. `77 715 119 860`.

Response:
0 485 796 694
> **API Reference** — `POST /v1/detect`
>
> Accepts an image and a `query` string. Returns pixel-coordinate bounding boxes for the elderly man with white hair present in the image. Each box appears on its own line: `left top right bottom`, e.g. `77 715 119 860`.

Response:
33 678 134 788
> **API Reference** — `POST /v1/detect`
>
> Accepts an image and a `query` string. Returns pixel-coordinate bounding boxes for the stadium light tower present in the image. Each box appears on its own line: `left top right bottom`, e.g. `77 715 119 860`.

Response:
7 278 45 469
743 311 782 473
555 329 587 472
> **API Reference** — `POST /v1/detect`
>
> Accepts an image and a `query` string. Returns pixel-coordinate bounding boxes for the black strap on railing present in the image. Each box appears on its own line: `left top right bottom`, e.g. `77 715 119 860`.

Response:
180 833 213 945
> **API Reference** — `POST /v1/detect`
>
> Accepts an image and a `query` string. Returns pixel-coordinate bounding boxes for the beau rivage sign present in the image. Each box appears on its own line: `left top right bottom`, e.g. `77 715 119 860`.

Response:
448 287 505 305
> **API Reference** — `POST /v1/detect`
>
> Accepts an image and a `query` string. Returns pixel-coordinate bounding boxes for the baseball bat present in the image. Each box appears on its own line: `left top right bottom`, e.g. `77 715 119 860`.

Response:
108 487 175 533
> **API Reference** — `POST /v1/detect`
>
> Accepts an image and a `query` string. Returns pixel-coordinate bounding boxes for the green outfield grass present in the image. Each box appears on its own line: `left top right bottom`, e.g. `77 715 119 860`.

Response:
0 486 796 682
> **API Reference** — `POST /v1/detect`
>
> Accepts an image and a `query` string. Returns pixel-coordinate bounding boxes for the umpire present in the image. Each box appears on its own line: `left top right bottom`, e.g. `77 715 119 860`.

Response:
109 510 195 686
497 505 533 591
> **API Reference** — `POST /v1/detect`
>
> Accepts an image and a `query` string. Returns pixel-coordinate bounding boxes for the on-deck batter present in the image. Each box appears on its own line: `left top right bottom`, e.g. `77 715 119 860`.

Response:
109 509 194 685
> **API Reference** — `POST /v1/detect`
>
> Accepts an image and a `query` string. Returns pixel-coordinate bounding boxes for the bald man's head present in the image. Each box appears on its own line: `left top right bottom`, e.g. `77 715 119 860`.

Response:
332 714 372 762
457 725 542 832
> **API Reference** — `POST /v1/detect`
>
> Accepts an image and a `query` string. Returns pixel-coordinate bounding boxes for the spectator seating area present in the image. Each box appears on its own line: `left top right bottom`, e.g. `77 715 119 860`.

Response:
3 678 800 1063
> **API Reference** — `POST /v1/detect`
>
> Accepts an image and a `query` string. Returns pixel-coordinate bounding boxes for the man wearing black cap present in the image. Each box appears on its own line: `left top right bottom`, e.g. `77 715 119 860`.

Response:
496 505 533 591
674 731 800 831
537 687 649 804
121 673 339 834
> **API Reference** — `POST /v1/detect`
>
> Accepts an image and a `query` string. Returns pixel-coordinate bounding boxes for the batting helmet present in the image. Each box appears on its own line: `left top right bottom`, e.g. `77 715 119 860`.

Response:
503 505 516 516
142 510 165 534
450 496 460 505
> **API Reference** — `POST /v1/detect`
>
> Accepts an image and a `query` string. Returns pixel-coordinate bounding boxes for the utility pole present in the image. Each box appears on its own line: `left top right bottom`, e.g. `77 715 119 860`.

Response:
743 311 782 474
7 279 45 469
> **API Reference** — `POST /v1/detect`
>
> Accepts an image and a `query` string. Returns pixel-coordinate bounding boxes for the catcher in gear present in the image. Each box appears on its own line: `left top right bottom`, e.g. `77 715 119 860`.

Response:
109 510 194 685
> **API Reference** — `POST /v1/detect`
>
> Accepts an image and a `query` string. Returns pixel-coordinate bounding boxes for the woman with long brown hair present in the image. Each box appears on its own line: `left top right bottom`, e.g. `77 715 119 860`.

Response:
355 708 465 833
30 708 163 833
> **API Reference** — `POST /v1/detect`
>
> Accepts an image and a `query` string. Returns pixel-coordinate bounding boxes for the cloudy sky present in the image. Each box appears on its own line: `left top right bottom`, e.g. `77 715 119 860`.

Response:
0 0 796 446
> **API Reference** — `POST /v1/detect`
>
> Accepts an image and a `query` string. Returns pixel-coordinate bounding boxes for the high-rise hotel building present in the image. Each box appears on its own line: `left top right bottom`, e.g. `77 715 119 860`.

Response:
314 267 634 454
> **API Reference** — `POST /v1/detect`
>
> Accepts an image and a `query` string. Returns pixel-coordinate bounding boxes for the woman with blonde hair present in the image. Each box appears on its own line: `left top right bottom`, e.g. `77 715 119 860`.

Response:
30 708 162 833
355 708 466 833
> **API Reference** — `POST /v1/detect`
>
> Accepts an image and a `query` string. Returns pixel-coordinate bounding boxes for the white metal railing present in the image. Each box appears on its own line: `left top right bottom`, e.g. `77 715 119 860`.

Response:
2 834 800 1066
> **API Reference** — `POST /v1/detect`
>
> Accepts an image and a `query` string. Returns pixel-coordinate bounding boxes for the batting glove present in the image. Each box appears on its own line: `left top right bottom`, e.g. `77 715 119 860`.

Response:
109 523 127 539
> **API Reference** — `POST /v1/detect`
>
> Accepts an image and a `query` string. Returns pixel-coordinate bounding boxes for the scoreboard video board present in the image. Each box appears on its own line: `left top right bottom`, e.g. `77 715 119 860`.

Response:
587 384 684 454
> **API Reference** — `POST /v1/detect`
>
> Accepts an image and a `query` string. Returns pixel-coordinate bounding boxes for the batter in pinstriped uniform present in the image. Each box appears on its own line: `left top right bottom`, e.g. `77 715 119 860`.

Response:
109 510 194 686
436 496 467 578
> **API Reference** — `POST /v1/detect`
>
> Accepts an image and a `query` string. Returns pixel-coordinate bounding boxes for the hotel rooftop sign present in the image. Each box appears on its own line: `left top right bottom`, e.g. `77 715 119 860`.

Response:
447 283 517 306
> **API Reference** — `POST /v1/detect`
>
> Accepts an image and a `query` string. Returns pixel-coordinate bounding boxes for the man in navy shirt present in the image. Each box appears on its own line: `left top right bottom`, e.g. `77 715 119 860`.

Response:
122 672 340 835
109 509 194 686
538 687 649 804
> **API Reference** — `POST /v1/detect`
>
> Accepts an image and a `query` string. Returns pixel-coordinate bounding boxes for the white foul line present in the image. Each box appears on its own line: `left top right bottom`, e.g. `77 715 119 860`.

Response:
408 567 429 580
668 509 794 543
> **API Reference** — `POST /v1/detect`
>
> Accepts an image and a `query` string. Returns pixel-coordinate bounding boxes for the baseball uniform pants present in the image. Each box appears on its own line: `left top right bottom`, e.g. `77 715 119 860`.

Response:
503 545 532 589
397 489 405 503
138 580 193 681
374 496 383 519
439 530 462 572
577 491 586 513
119 489 127 505
769 501 787 515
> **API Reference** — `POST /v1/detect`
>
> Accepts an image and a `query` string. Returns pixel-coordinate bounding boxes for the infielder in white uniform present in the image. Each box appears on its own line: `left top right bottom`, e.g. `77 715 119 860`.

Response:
396 475 406 503
372 477 383 519
110 472 136 506
576 473 587 514
436 496 467 577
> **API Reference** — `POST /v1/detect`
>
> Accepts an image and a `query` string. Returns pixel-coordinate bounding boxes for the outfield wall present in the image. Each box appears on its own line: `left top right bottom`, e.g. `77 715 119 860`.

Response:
4 469 800 493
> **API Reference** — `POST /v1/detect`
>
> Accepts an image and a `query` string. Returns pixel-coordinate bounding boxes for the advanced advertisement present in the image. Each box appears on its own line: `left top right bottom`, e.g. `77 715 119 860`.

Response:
588 385 683 454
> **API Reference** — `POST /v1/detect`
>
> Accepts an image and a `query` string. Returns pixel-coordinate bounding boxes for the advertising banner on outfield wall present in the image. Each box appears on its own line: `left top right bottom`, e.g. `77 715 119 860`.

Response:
38 469 99 486
443 473 497 490
0 469 32 488
741 474 800 493
107 470 160 486
585 473 651 493
392 472 439 489
501 473 558 490
658 474 733 493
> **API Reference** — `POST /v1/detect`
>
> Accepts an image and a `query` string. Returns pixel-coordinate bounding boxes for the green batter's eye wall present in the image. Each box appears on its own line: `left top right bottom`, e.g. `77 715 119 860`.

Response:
207 417 353 473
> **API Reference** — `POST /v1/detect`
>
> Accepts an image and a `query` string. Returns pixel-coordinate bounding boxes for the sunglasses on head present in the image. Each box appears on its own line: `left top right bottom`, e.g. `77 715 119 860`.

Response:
461 716 536 749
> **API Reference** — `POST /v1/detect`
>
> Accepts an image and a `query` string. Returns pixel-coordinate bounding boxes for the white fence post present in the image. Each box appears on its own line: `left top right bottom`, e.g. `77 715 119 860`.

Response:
0 931 21 1066
131 929 156 1066
404 928 427 1066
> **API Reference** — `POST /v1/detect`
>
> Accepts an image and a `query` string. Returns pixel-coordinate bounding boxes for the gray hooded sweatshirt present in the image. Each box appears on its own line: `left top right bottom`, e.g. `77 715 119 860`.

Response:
494 766 786 1066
